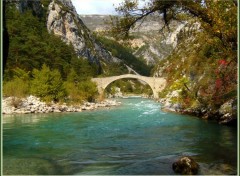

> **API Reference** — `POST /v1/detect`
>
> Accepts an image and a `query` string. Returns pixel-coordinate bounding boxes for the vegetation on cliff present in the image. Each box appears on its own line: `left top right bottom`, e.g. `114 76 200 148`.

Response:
96 35 152 76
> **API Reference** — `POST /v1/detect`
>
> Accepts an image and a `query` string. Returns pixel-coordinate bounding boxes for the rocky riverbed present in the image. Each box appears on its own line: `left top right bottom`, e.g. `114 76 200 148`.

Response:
2 96 121 114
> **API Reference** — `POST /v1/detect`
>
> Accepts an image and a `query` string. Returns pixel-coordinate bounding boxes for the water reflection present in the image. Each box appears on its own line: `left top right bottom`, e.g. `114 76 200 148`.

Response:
2 113 64 124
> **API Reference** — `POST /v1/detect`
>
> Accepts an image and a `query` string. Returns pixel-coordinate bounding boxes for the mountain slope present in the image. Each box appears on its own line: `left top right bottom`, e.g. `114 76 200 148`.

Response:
4 0 149 77
47 0 114 67
80 14 181 66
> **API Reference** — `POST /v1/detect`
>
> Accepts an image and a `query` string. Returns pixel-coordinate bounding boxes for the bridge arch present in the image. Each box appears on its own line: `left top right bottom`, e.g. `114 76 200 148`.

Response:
104 77 155 98
92 74 166 99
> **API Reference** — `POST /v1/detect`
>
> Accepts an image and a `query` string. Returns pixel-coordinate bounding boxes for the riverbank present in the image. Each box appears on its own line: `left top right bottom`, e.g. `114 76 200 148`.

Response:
159 97 237 126
2 96 121 115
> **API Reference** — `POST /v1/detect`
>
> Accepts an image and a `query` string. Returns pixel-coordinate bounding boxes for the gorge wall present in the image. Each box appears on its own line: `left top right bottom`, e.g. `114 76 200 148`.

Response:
47 0 115 66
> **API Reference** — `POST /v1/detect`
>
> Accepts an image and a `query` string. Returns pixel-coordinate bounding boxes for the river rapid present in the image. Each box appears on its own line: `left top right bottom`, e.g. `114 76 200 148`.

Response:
3 98 237 175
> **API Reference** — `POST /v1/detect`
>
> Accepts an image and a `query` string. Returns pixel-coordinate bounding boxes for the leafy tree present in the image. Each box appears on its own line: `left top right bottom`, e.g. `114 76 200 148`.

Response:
107 0 237 47
31 64 66 102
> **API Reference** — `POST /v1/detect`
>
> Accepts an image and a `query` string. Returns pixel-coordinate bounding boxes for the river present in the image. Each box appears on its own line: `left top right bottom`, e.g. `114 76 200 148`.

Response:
2 98 237 175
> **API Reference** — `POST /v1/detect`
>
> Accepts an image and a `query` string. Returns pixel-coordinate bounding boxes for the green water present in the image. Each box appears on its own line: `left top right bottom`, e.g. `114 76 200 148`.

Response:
3 98 237 175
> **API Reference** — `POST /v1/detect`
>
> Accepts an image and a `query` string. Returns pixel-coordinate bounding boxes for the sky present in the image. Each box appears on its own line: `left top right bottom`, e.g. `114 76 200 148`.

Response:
71 0 148 15
71 0 122 15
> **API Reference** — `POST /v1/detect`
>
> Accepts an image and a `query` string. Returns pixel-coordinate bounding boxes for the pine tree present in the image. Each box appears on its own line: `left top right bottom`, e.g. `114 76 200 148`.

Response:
31 64 66 102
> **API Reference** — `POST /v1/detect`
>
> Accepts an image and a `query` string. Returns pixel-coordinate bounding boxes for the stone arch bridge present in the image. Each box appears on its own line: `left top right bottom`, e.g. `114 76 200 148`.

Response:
91 74 166 99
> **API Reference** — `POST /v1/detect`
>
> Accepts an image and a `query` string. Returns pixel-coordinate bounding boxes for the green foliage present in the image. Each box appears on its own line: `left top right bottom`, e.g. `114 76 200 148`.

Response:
3 68 30 97
109 86 117 95
96 35 152 76
105 79 153 96
64 69 98 103
64 80 98 104
169 77 189 91
31 64 66 102
99 60 128 77
70 58 99 79
78 80 98 102
3 77 29 98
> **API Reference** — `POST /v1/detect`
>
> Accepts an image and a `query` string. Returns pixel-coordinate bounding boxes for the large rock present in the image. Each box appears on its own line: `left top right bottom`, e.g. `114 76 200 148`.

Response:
219 99 236 115
219 98 237 126
172 156 199 175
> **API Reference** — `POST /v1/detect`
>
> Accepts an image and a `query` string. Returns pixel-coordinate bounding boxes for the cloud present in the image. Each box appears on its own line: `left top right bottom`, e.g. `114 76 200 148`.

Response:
72 0 121 15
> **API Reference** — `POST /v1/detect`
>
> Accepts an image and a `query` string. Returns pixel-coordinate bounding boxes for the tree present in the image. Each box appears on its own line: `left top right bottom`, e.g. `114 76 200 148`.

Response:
31 64 66 102
107 0 237 49
107 0 237 108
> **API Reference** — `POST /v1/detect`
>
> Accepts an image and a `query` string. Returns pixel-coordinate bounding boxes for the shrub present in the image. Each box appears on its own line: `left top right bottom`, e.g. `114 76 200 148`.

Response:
64 69 98 104
64 80 98 103
3 68 30 98
3 78 29 98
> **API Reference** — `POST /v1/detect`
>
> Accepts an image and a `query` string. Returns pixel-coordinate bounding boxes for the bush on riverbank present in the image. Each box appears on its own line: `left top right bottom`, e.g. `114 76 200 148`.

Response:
64 69 98 104
3 65 98 104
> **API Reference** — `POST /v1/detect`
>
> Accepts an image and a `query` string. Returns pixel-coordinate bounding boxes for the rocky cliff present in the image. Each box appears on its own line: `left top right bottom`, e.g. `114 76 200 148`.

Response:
80 14 187 65
46 0 116 67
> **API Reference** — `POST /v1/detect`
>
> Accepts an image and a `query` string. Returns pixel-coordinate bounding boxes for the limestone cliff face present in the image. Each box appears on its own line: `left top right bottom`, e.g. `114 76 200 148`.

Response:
47 0 114 66
80 15 179 65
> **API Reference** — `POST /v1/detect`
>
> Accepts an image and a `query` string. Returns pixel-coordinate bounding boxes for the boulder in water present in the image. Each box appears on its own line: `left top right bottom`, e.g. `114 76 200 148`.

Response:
172 156 199 175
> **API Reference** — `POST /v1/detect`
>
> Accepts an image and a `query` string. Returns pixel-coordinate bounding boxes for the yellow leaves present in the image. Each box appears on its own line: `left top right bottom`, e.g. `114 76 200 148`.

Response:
170 77 190 91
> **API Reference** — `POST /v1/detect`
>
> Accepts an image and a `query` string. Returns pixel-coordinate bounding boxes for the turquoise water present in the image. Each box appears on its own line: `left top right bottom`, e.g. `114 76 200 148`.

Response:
3 98 237 175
